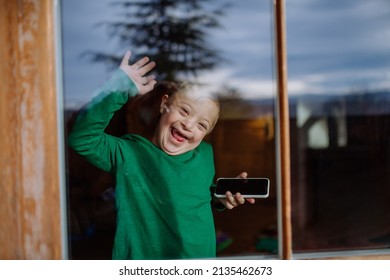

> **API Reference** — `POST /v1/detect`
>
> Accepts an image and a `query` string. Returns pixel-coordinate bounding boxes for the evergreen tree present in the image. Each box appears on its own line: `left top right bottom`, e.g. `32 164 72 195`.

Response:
85 0 229 81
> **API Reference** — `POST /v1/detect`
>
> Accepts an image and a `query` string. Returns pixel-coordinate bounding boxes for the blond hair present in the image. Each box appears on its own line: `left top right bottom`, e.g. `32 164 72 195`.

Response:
165 81 220 132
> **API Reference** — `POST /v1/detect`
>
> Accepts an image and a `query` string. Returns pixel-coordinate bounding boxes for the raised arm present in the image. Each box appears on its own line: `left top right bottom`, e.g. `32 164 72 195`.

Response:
68 51 156 172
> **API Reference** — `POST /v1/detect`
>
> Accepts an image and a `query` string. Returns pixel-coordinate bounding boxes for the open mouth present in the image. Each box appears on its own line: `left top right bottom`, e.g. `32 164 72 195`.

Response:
171 127 188 143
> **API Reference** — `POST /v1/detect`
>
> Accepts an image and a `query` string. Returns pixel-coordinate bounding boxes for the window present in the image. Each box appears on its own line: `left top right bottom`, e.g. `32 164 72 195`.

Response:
4 0 389 260
287 0 390 254
62 0 277 259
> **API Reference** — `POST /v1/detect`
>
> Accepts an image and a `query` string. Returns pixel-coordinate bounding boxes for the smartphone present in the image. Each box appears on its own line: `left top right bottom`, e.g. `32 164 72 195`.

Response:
214 178 270 198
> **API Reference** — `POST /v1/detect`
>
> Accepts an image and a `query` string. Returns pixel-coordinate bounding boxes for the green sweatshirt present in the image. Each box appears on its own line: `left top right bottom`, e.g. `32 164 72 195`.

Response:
68 69 216 260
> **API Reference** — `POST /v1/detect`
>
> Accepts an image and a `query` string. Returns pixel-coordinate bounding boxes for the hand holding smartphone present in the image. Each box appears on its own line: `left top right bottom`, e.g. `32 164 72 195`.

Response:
214 178 270 198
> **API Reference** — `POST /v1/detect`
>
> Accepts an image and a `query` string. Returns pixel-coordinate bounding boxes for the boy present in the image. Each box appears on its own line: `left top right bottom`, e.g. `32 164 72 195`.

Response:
68 50 254 260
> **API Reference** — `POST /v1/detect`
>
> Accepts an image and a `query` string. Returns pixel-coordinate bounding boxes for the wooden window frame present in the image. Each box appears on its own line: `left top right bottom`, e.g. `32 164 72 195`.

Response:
1 0 388 260
274 0 390 260
274 0 292 260
0 0 67 259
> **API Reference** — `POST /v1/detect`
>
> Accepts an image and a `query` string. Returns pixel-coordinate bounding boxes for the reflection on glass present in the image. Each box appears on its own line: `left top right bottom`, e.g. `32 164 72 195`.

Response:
287 0 390 252
62 0 277 259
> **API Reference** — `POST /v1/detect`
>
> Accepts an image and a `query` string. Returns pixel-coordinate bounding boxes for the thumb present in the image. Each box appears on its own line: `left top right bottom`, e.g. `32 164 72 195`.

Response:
236 172 248 179
120 50 131 67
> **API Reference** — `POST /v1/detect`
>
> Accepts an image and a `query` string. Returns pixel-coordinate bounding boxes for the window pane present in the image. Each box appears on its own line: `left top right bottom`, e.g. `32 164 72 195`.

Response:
62 0 277 259
287 0 390 252
200 0 278 258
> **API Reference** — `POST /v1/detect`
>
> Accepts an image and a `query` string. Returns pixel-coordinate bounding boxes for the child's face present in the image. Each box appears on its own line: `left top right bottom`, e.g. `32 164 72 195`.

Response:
153 93 219 155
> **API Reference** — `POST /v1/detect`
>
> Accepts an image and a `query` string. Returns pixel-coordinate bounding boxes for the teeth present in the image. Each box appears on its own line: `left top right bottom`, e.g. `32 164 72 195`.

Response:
172 128 187 140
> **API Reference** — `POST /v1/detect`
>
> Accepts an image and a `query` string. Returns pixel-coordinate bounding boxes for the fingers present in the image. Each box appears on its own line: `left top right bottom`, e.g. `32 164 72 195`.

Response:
119 50 157 95
134 56 150 68
234 193 246 207
142 74 156 85
246 198 256 204
132 55 155 75
121 50 156 76
225 191 245 210
224 191 255 209
142 77 157 93
138 60 156 76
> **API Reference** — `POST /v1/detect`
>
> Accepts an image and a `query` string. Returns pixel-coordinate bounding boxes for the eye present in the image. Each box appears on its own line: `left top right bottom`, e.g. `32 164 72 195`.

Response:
180 107 190 116
198 123 208 131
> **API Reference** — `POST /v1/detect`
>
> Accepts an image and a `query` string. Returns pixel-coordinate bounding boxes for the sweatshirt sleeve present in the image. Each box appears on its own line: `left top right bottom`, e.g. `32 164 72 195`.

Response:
67 69 138 173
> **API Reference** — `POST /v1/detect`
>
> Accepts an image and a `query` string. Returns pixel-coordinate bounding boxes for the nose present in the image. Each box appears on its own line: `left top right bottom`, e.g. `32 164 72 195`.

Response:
181 117 196 131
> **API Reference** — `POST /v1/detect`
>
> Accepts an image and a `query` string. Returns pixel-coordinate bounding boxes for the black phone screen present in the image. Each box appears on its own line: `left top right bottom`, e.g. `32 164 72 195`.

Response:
215 178 270 197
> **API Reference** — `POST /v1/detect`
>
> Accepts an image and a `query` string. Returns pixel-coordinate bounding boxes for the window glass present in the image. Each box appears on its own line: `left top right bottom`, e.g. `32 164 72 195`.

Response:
287 0 390 252
62 0 277 259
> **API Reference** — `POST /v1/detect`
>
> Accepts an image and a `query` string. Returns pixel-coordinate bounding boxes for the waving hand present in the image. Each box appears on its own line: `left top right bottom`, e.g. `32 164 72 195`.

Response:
119 50 157 95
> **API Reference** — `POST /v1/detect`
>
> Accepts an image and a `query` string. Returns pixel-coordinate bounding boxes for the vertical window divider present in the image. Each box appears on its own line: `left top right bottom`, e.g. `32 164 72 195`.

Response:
274 0 292 260
54 0 69 260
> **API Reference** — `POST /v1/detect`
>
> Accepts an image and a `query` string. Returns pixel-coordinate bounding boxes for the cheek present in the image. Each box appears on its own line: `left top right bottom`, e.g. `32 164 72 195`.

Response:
155 119 169 139
192 131 207 143
159 113 174 128
157 112 178 136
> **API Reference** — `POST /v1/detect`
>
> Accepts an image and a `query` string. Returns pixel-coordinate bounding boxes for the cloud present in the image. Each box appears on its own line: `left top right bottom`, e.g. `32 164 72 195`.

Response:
187 67 275 99
62 0 276 107
62 0 121 109
285 0 390 94
62 0 390 109
192 0 275 98
208 1 274 68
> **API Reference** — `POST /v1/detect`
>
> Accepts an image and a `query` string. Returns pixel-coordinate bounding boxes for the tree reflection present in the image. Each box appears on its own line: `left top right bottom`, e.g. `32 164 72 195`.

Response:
83 0 230 81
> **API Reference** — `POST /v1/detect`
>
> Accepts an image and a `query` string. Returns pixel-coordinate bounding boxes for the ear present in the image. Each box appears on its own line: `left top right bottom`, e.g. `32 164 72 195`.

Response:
160 94 170 113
